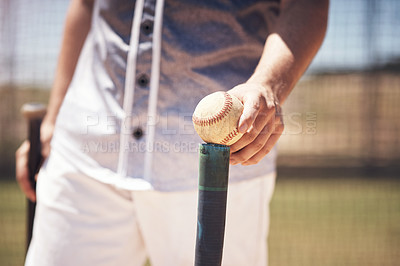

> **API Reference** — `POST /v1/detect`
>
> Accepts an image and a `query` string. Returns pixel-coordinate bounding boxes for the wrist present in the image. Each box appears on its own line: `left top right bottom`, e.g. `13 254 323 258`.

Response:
244 79 281 106
247 74 289 104
41 100 63 126
41 111 58 129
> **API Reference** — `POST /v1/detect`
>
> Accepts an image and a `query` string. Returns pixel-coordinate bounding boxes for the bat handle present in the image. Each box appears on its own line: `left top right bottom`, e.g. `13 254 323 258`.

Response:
26 118 43 247
21 103 46 250
195 144 230 266
27 119 42 190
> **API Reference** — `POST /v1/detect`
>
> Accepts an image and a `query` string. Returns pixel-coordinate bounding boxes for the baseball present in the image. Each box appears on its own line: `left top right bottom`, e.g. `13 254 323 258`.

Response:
192 91 244 146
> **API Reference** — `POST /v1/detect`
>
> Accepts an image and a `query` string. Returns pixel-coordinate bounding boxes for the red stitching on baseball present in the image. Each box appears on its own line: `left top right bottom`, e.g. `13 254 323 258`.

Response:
220 128 240 145
192 92 233 126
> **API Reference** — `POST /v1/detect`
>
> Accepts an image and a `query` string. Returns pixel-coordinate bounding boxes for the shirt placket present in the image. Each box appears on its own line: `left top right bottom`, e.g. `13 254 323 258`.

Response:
132 0 156 138
118 0 162 181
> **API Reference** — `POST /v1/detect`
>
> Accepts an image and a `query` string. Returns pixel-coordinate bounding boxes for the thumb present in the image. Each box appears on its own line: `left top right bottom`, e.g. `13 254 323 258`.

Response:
41 142 51 159
238 94 260 133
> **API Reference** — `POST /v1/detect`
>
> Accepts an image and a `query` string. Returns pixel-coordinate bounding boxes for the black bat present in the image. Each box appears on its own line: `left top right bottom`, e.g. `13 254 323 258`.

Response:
195 143 230 266
21 103 46 250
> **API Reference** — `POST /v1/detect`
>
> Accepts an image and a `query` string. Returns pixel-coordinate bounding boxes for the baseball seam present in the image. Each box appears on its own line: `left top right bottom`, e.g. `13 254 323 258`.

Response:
220 128 240 145
192 92 233 127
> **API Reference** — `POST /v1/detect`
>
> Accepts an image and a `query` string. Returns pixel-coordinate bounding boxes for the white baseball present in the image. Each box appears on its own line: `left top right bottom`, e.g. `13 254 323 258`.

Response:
192 91 244 146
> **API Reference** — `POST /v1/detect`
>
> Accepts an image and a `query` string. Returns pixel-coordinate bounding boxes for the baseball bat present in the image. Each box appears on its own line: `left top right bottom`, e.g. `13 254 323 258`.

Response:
195 143 230 266
21 103 46 250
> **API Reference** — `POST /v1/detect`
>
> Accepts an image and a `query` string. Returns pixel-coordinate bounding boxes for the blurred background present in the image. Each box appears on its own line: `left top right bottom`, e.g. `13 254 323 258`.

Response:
1 0 399 265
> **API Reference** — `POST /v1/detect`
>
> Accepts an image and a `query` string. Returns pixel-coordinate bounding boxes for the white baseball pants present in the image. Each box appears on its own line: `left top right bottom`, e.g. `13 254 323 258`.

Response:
25 149 276 266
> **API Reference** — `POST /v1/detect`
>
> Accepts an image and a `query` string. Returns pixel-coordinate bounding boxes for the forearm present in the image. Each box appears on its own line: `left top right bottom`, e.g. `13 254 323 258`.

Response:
248 0 329 104
44 0 94 125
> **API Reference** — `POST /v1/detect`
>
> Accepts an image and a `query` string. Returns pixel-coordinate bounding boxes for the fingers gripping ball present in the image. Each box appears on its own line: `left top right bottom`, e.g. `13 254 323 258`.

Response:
192 91 244 146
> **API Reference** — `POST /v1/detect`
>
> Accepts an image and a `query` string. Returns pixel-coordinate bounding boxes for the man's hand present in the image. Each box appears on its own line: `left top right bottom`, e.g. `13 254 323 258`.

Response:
15 120 54 202
228 83 284 165
226 0 328 166
15 0 94 201
16 140 36 202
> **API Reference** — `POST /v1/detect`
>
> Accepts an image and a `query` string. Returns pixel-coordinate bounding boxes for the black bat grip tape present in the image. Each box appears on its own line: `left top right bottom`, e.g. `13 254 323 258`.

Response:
28 119 42 189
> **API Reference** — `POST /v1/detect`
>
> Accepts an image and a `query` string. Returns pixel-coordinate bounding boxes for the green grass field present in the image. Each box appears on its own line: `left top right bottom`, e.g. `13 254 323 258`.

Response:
0 181 26 266
269 175 400 266
1 175 399 266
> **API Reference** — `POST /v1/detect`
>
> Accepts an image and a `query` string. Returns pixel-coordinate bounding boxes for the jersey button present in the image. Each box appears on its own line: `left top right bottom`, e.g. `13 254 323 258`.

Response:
137 74 149 88
141 21 153 35
132 127 144 140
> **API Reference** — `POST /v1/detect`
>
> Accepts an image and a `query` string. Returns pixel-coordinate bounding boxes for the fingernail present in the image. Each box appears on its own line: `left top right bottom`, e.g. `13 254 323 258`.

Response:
239 122 248 133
